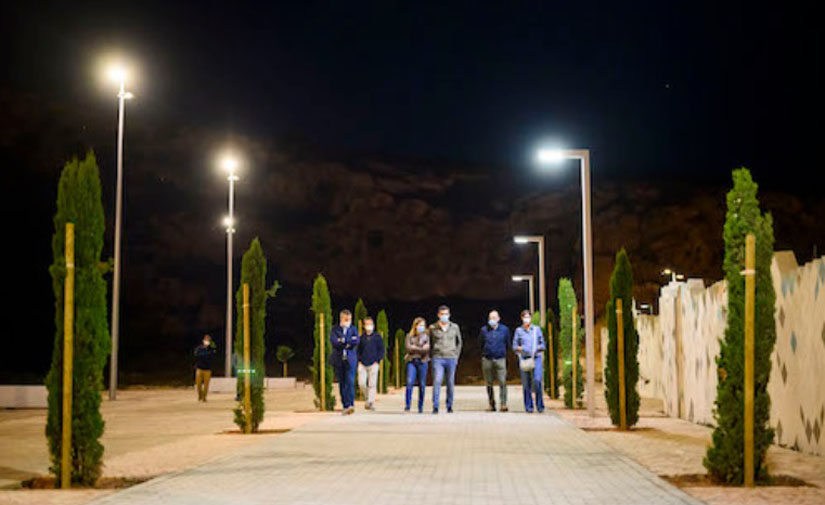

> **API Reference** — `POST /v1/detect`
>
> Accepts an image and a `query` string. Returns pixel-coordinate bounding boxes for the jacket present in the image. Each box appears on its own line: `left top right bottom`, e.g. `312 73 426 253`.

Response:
330 325 359 367
405 332 431 362
478 323 510 360
428 322 462 359
357 331 385 366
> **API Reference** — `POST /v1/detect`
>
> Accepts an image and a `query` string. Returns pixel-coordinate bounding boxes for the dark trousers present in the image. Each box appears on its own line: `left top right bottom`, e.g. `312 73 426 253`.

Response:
336 358 357 409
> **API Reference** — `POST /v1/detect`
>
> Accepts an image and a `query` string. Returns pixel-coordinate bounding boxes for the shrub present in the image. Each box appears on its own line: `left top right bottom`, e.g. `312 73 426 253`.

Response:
311 274 335 410
558 278 583 408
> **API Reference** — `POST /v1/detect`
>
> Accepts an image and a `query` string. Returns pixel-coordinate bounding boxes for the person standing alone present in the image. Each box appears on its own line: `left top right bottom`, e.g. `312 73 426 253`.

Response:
479 310 510 412
428 305 462 413
513 310 546 413
356 316 385 410
194 334 217 402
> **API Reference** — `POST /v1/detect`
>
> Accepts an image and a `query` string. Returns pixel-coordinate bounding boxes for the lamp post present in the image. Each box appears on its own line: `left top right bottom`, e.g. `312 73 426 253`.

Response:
221 155 239 378
107 65 134 401
511 275 536 315
535 148 595 417
513 235 546 328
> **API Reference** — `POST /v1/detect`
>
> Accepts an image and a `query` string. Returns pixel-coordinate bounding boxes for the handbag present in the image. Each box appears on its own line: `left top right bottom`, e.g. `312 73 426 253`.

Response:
518 326 537 372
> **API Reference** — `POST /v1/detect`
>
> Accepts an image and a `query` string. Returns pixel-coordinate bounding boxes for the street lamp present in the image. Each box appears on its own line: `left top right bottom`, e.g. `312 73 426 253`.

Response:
107 64 134 401
221 154 240 378
535 148 596 417
511 275 536 315
513 235 546 329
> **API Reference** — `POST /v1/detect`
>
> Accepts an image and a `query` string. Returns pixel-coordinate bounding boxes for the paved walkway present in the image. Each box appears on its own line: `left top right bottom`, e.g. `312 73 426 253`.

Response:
88 386 703 505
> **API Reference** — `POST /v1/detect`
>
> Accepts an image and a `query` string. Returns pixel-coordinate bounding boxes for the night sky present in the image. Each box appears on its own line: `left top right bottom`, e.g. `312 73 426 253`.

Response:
1 2 822 383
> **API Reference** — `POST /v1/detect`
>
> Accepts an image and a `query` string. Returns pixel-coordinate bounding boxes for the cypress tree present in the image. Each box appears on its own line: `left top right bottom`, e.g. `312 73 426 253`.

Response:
704 168 776 483
604 248 641 427
545 308 560 398
558 278 583 408
377 309 390 393
354 298 368 331
394 328 406 386
46 151 110 486
311 274 335 410
233 238 279 432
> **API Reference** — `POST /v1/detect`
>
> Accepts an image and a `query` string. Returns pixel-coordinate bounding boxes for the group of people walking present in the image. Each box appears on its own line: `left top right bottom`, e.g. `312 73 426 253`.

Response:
331 305 546 415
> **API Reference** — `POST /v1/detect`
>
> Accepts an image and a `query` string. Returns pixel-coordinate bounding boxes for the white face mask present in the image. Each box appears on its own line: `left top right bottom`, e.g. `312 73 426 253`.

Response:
417 324 426 334
203 340 209 346
341 320 351 329
522 317 532 326
364 324 374 333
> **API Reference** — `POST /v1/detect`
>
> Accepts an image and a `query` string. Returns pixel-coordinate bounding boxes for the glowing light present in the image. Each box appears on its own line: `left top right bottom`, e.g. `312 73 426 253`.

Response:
512 275 525 281
513 236 530 244
107 65 127 84
662 268 673 275
221 155 239 174
536 148 565 164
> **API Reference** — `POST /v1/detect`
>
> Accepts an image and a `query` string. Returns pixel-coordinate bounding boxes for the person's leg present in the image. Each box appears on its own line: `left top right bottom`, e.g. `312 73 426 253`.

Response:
195 369 204 401
495 358 508 409
357 363 367 397
335 364 347 410
202 370 212 401
482 358 495 409
534 359 544 412
367 363 378 406
445 358 457 411
418 362 428 412
431 358 445 412
405 361 417 410
347 359 358 409
520 368 534 411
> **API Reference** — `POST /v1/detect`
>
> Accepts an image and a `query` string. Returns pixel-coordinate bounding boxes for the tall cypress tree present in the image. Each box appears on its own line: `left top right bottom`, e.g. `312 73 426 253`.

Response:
704 168 776 483
394 328 406 386
604 249 641 427
311 274 335 410
353 298 368 398
46 152 110 486
377 309 390 393
558 278 583 408
233 238 279 432
545 308 560 398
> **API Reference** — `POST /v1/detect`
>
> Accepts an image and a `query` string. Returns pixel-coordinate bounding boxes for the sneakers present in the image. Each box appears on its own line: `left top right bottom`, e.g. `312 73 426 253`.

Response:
365 403 375 411
341 406 355 416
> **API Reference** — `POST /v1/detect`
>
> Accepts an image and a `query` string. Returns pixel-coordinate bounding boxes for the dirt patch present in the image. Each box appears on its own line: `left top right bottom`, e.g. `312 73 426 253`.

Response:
662 473 815 488
20 476 152 490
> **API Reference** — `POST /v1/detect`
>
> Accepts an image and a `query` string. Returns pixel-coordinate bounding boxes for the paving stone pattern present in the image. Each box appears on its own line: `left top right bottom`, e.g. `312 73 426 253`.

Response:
88 387 704 505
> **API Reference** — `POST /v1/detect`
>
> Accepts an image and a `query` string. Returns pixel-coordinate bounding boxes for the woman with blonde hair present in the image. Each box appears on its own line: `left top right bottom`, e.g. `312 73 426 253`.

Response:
404 317 430 412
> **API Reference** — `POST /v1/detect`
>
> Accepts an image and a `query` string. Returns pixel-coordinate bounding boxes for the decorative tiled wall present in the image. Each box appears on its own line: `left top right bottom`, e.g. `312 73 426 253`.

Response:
614 252 824 456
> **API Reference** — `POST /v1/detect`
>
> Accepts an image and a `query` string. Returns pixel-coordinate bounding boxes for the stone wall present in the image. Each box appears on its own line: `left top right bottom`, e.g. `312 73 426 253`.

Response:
611 252 824 456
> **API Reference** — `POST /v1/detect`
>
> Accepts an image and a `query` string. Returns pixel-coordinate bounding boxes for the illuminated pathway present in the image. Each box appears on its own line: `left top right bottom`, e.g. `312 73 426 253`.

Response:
88 386 703 505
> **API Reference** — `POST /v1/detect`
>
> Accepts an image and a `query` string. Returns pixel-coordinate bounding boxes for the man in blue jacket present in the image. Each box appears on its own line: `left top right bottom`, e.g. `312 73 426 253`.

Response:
478 310 510 412
330 309 359 415
356 316 385 410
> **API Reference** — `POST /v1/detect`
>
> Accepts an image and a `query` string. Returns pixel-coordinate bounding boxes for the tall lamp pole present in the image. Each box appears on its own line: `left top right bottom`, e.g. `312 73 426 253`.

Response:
536 148 595 417
221 156 239 378
511 275 536 315
514 235 546 328
108 66 133 401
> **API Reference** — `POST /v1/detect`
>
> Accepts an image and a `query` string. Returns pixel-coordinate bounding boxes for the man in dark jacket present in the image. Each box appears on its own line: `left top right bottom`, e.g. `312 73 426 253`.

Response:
330 309 359 415
356 316 385 410
194 334 217 402
478 310 510 411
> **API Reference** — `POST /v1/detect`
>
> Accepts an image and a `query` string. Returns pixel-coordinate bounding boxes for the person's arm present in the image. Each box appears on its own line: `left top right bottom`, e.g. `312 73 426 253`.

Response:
513 329 522 354
405 334 418 352
455 325 463 357
421 334 430 355
535 327 545 353
347 329 359 350
330 327 343 351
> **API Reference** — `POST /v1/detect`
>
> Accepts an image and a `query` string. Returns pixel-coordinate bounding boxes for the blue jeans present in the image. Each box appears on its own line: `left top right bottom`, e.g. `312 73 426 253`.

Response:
336 357 357 409
405 360 428 412
431 357 457 411
520 355 544 412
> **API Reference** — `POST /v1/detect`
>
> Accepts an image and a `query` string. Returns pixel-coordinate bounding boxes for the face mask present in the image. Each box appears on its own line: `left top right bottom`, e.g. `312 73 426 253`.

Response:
489 319 499 327
417 324 426 334
341 321 351 329
439 315 450 323
203 340 209 346
522 317 532 325
364 324 374 333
